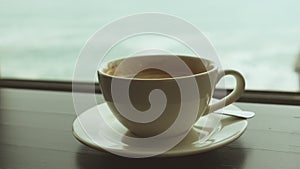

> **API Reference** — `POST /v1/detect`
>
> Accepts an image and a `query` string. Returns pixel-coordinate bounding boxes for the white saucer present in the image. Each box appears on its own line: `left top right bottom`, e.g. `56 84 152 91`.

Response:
73 103 247 157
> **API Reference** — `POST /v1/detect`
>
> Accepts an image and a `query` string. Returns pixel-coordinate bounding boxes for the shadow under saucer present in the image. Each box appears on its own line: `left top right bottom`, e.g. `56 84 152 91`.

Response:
75 139 247 169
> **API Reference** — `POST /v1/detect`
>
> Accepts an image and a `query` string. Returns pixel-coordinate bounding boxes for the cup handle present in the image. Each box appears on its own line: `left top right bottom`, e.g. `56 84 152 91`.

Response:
208 70 245 113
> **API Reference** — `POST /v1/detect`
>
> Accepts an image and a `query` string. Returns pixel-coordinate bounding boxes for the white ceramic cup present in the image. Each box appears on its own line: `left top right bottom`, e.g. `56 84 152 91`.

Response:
98 55 245 137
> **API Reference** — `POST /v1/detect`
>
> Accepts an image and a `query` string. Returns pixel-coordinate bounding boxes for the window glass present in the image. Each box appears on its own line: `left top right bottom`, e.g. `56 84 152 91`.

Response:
1 0 299 91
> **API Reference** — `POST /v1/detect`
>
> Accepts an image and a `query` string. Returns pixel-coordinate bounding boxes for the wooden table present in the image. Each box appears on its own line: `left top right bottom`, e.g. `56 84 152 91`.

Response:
0 88 299 169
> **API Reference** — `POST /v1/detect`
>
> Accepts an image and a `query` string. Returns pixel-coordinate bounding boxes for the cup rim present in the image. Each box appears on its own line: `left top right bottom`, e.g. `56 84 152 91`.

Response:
98 55 217 81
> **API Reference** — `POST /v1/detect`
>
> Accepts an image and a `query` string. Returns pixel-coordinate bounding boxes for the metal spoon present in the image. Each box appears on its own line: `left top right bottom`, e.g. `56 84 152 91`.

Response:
213 109 255 119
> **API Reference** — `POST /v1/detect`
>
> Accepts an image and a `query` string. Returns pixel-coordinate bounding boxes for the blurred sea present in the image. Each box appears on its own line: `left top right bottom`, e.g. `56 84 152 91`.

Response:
0 0 300 91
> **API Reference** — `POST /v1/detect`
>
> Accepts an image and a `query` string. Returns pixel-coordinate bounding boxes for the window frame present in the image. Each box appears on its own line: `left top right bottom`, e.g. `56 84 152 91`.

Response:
1 79 299 105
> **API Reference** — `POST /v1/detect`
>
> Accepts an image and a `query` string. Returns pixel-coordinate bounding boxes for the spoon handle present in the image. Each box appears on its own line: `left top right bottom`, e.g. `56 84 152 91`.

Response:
214 110 255 119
